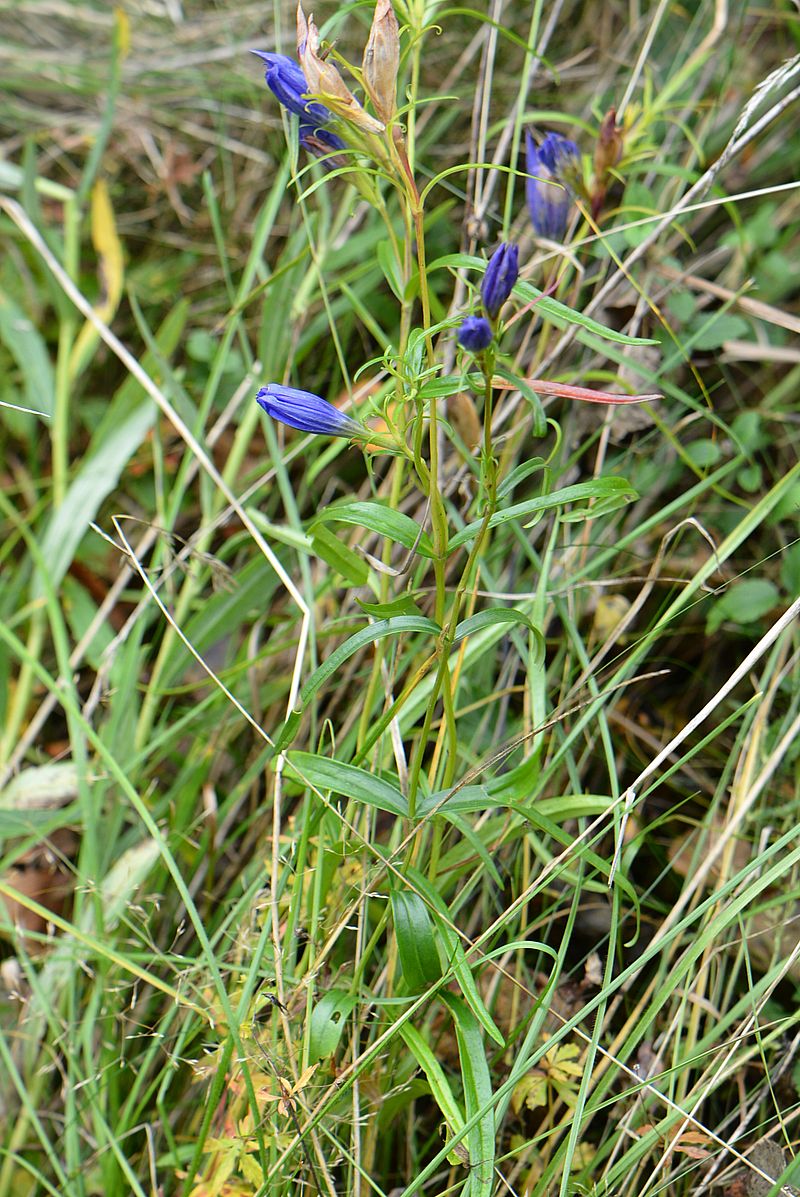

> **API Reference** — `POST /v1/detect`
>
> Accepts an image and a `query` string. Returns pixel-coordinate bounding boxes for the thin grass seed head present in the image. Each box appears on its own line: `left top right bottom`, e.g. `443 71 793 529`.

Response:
481 241 519 318
526 131 581 242
456 315 493 353
256 384 364 437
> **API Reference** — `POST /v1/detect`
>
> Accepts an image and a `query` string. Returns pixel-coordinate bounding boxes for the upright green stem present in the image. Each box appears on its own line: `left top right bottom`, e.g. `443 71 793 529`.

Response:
406 360 498 813
357 457 407 752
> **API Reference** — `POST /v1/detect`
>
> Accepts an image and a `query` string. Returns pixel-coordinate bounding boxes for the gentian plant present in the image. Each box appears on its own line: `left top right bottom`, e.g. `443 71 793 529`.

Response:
255 385 365 438
525 131 582 241
190 8 663 1190
250 3 658 813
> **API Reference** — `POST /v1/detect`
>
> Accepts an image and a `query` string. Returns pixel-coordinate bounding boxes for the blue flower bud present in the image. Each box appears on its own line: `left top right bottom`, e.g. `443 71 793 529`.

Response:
299 122 346 158
251 50 330 124
256 384 364 437
526 131 581 242
481 241 519 318
457 316 493 353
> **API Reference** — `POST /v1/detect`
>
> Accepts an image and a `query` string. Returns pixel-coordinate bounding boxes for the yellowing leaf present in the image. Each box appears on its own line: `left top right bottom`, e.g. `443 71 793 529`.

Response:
114 8 130 60
69 178 125 380
592 594 631 641
239 1153 265 1188
511 1072 548 1112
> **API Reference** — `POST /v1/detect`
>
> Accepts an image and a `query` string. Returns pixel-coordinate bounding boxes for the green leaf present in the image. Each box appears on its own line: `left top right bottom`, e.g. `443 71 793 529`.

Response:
272 708 302 755
300 616 440 706
706 579 780 634
685 439 722 469
357 593 426 618
440 993 496 1197
0 291 54 417
449 478 637 550
690 312 749 351
407 868 504 1047
731 410 766 453
621 182 657 248
286 752 408 817
443 812 504 888
309 989 358 1061
780 542 800 596
453 608 536 643
492 364 546 437
0 804 82 842
736 463 762 493
377 238 404 301
418 786 492 816
311 524 370 586
391 889 443 991
33 300 189 596
418 374 470 399
496 458 548 500
312 501 436 559
397 1021 465 1133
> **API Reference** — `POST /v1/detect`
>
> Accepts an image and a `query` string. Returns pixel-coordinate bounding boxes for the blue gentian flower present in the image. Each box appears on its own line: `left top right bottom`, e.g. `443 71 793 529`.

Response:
256 384 364 437
481 242 519 318
251 50 330 123
457 316 493 352
252 51 347 161
526 131 581 242
299 122 346 158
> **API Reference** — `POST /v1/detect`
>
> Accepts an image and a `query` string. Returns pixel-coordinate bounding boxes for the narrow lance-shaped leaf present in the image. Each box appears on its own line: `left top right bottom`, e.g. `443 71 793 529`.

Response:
391 889 443 992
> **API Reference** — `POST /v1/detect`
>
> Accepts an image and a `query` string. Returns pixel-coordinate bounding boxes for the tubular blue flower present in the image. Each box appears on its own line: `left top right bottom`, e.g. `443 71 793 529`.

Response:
251 50 330 124
526 131 581 242
256 384 364 437
299 122 346 158
457 316 493 353
481 242 519 318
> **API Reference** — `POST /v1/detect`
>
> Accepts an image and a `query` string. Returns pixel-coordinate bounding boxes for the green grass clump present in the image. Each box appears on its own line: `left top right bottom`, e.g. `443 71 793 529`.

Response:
1 2 800 1197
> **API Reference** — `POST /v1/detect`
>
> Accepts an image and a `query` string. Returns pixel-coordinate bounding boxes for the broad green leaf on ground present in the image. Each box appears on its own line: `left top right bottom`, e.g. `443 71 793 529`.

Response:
706 578 780 633
309 989 359 1061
